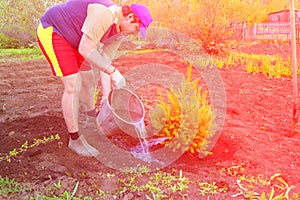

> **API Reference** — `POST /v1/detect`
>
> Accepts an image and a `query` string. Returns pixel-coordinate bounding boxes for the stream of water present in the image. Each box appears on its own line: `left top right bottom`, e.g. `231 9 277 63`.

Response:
130 121 167 166
130 121 153 162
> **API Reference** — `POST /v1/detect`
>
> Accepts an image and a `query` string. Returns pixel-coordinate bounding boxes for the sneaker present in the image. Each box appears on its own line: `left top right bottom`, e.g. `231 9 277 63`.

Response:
68 135 100 157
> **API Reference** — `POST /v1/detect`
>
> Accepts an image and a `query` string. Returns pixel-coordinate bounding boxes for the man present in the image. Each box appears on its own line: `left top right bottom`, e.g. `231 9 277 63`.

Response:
37 0 153 157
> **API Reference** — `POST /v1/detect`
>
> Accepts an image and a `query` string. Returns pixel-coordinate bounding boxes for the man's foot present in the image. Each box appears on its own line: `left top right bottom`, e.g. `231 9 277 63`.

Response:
68 135 99 157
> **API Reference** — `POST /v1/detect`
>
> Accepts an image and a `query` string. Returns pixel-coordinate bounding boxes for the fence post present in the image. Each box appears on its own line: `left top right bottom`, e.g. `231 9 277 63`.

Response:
254 23 257 40
291 0 298 136
242 21 246 40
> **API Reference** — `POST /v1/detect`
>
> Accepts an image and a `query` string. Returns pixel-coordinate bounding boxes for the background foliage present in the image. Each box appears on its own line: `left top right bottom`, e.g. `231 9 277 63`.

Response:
0 0 299 49
0 0 60 48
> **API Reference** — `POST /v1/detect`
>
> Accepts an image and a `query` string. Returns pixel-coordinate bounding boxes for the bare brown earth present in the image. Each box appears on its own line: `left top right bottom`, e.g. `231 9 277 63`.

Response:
1 42 300 199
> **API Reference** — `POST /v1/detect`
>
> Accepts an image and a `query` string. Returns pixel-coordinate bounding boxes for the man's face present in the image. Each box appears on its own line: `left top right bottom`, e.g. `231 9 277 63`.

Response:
119 13 140 36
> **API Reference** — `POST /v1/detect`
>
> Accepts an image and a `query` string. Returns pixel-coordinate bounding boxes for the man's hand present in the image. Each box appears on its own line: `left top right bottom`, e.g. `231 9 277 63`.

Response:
110 69 126 89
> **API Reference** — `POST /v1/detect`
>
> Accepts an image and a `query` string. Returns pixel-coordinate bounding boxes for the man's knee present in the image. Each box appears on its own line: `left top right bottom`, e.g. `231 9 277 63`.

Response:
62 74 82 95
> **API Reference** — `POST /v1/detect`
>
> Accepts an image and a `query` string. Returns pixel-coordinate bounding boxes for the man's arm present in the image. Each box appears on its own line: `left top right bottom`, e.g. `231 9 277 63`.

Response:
79 33 125 89
78 33 115 74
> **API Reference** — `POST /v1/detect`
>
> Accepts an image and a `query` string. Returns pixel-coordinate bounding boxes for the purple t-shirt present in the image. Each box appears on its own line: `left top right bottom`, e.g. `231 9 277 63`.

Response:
40 0 115 49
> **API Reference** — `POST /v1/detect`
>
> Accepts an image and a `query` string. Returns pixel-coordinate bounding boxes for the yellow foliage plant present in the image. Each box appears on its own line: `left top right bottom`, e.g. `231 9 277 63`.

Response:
214 52 295 78
150 65 216 155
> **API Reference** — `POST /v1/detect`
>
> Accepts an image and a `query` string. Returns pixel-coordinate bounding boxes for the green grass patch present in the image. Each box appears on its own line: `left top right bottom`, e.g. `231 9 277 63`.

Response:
0 48 42 56
0 175 30 196
0 48 43 62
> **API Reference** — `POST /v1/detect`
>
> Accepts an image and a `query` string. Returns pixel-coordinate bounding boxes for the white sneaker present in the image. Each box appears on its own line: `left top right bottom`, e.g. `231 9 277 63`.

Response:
68 135 99 157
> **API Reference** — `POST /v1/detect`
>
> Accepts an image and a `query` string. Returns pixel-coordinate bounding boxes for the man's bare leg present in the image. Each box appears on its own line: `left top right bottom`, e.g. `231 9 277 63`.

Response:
61 73 81 133
79 70 96 113
60 73 99 157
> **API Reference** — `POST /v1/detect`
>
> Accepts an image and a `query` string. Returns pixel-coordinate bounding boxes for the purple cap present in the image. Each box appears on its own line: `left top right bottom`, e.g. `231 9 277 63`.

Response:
130 4 153 39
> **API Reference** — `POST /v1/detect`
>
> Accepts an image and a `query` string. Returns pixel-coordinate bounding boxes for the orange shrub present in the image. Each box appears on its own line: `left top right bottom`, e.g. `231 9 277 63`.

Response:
150 65 216 155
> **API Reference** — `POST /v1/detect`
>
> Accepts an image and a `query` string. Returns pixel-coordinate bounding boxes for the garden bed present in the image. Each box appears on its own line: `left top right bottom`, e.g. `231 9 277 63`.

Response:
0 42 300 199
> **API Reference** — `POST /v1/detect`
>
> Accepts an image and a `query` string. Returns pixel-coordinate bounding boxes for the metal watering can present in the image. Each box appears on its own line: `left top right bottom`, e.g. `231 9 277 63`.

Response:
96 88 145 137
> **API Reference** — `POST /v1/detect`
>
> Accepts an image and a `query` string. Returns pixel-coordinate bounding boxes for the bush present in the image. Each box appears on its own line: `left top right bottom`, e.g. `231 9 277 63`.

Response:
150 65 216 155
0 34 21 49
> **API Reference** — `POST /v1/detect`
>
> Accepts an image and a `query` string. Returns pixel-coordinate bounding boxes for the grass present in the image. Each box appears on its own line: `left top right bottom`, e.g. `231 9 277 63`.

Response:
214 51 300 78
0 48 43 62
1 165 298 199
0 175 30 197
0 48 41 56
0 134 60 163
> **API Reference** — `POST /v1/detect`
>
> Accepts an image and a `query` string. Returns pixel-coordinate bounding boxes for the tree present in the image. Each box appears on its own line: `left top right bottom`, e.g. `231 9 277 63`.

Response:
0 0 62 47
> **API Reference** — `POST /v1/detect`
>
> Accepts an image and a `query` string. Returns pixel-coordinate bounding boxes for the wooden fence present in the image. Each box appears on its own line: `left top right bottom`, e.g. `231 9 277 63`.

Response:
232 22 300 41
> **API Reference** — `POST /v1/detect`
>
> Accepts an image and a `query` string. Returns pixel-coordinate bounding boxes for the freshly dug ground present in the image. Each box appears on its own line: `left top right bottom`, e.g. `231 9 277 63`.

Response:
0 42 300 199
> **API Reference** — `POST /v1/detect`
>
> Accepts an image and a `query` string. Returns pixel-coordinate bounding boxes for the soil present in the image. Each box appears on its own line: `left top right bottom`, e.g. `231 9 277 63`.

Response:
1 42 300 199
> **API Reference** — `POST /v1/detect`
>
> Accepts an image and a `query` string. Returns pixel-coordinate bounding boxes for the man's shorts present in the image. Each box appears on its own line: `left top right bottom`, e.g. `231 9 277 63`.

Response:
37 23 91 77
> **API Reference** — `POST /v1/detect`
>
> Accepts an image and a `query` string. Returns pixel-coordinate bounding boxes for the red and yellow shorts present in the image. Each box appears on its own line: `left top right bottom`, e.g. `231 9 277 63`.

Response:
37 23 91 77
